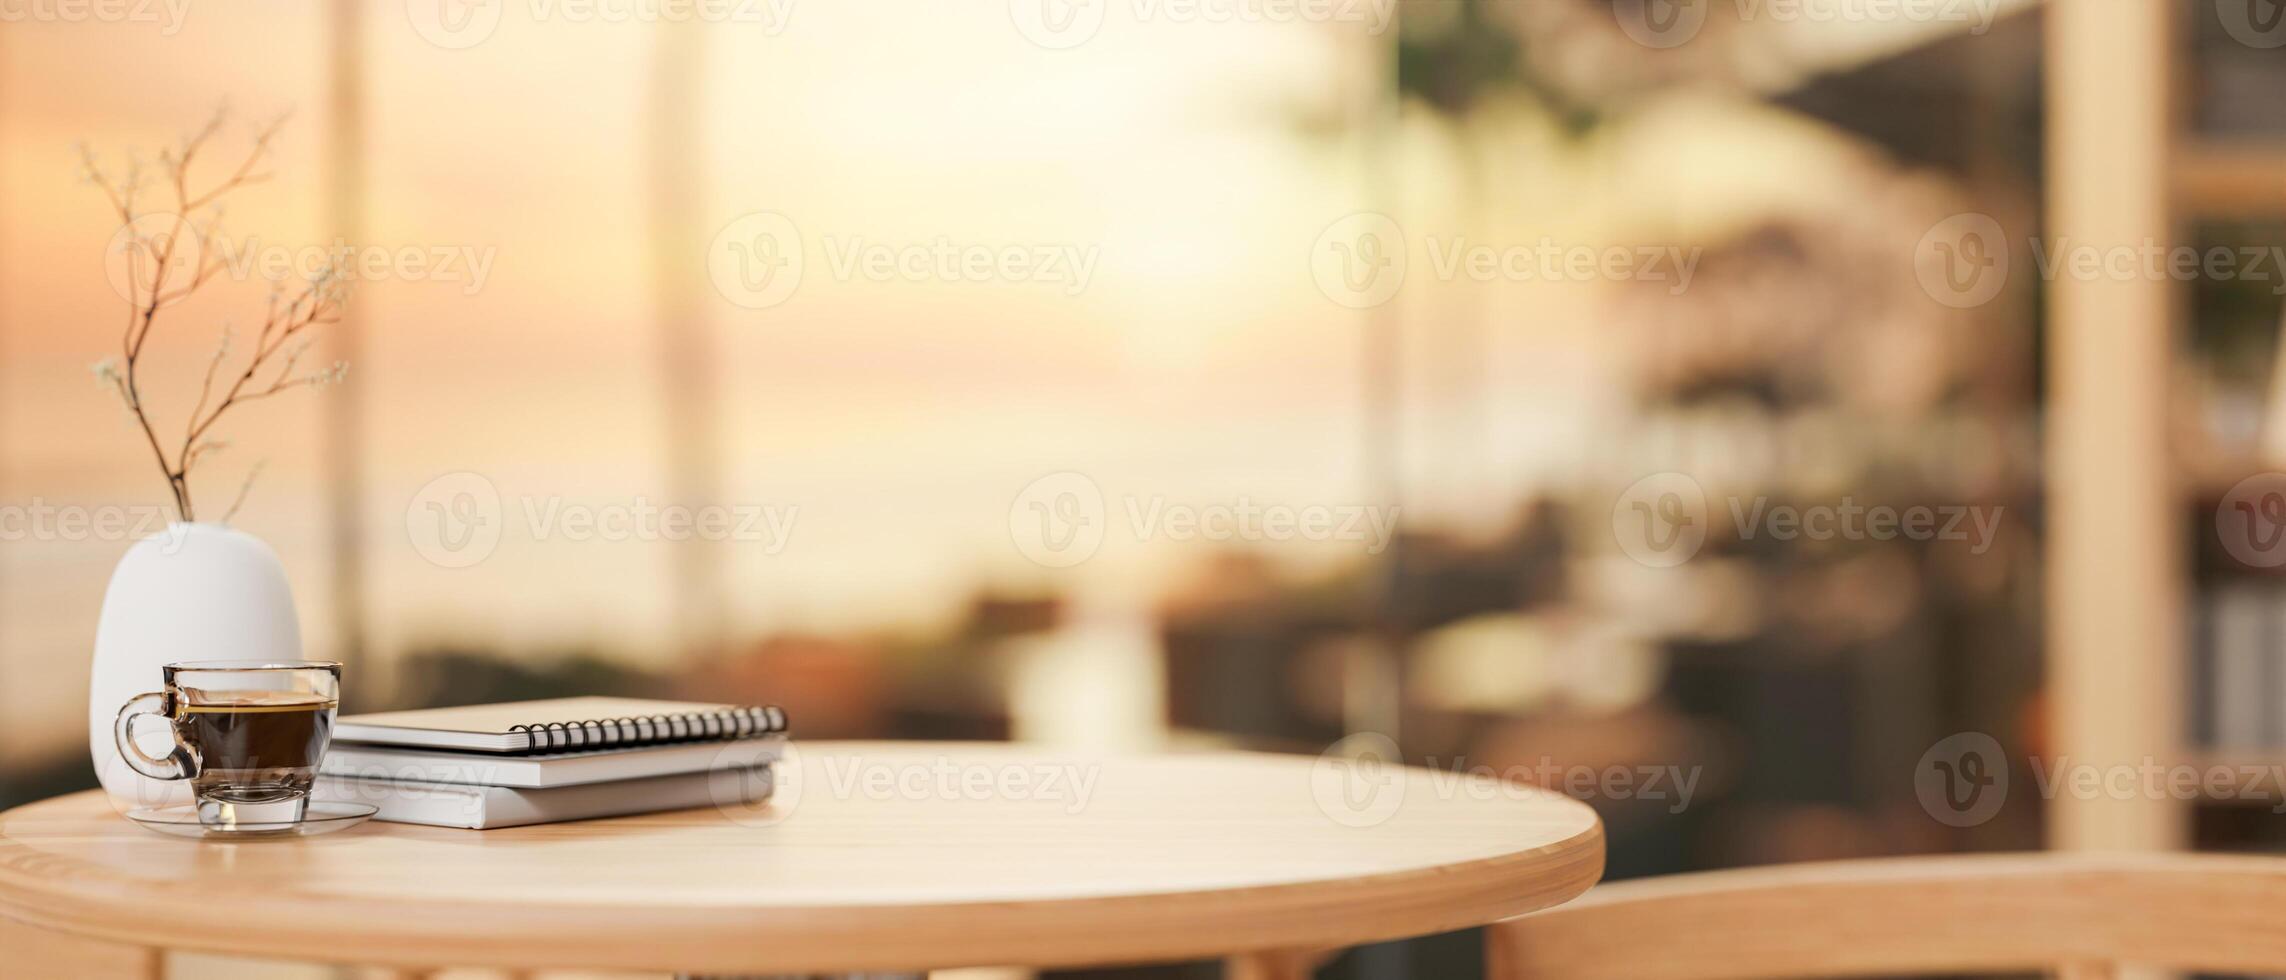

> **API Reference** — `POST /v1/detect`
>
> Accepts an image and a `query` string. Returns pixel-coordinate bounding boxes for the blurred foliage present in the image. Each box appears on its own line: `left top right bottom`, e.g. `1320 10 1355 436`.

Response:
2189 220 2286 387
1396 0 1604 134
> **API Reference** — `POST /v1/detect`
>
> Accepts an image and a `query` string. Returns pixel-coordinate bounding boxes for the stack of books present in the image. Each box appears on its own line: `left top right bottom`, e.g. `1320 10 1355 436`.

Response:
314 697 789 829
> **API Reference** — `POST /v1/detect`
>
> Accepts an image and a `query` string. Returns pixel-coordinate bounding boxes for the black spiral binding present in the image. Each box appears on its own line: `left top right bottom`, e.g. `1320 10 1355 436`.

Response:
507 705 787 753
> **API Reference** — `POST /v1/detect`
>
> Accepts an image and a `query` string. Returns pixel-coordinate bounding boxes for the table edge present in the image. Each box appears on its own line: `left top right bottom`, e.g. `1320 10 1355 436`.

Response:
0 783 1605 972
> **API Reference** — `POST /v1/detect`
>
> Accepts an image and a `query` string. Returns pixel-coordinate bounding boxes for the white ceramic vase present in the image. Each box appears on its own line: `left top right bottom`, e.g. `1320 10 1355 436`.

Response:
87 522 302 810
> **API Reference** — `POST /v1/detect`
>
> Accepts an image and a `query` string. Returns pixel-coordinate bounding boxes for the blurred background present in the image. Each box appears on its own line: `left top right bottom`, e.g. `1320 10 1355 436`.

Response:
4 0 2284 976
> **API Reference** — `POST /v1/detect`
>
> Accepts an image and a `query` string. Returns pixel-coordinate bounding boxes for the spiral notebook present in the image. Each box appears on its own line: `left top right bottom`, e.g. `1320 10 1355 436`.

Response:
333 697 789 754
322 734 785 788
316 762 776 828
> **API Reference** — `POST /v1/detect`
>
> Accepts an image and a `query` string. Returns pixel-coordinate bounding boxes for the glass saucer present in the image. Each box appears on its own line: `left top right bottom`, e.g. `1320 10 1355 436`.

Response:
124 800 379 840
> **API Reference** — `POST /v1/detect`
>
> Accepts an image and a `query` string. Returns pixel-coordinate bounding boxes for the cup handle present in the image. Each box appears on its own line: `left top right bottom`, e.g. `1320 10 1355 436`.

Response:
113 692 197 781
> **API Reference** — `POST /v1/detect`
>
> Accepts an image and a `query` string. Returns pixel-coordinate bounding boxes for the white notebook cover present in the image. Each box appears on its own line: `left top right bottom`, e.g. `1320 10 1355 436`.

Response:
316 764 776 829
321 734 785 789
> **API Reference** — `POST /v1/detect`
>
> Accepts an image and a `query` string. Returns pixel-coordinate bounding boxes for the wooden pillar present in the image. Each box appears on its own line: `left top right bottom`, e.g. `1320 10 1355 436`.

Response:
1354 0 1403 743
650 4 727 655
324 0 370 671
2043 0 2183 851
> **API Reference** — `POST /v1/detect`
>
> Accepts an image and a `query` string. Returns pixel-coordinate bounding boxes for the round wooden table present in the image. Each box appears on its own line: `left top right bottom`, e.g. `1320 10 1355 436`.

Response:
0 741 1603 976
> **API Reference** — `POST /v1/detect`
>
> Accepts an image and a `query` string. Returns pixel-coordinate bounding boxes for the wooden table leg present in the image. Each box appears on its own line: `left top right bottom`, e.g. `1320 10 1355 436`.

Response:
1226 949 1333 980
0 913 161 979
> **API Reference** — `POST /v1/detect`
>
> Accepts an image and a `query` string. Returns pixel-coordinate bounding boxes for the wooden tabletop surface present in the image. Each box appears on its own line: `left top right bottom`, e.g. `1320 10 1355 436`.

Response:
0 741 1603 974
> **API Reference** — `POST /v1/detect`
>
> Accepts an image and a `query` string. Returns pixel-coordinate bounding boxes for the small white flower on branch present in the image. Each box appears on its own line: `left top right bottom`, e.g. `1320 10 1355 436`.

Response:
90 357 123 390
90 358 138 426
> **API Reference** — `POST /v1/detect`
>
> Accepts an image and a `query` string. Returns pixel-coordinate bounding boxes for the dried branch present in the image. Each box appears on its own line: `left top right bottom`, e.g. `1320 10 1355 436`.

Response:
82 108 347 523
185 321 232 438
219 460 267 526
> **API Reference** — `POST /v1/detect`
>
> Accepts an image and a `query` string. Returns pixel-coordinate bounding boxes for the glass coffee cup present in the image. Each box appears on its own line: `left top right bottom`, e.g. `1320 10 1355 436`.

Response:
113 660 341 828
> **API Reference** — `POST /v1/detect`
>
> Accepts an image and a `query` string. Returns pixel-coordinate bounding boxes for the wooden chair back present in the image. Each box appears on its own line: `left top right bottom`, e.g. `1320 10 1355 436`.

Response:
1486 853 2286 980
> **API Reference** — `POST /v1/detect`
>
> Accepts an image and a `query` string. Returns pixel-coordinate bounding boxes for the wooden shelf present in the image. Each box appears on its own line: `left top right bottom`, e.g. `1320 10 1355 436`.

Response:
2177 142 2286 218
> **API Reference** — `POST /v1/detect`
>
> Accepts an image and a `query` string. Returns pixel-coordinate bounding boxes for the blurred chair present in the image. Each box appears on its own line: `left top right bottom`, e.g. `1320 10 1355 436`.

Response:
1486 853 2286 980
